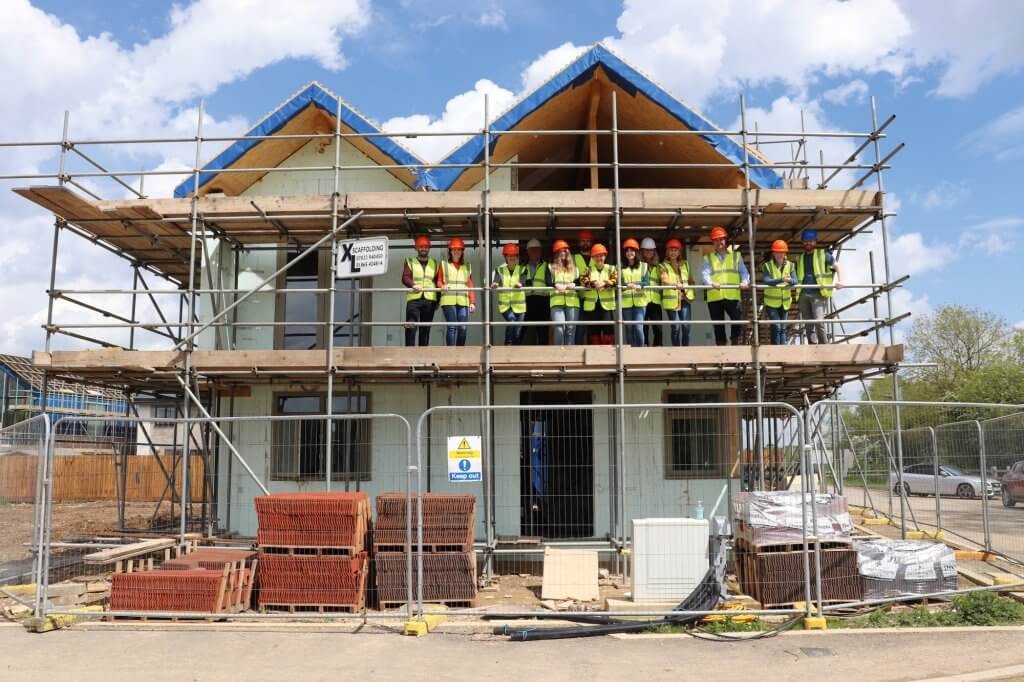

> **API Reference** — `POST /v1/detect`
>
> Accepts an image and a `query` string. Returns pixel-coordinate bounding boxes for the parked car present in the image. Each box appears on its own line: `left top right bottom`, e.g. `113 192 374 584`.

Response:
890 464 1000 499
1001 460 1024 508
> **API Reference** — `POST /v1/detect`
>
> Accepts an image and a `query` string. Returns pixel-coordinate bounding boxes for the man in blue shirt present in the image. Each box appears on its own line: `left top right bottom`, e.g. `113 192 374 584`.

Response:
795 229 842 344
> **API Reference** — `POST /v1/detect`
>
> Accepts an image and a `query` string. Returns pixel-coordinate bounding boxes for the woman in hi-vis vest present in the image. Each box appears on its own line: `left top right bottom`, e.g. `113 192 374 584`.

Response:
491 243 527 345
546 240 580 345
436 237 475 346
659 238 695 346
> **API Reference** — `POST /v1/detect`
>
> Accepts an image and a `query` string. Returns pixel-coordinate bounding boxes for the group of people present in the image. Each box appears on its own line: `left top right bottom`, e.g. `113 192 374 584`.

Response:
401 227 839 347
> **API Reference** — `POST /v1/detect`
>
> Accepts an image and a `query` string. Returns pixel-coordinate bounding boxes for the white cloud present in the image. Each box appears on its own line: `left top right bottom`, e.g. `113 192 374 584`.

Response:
477 7 506 29
962 104 1024 161
0 0 371 356
910 180 971 211
957 217 1024 254
823 79 869 105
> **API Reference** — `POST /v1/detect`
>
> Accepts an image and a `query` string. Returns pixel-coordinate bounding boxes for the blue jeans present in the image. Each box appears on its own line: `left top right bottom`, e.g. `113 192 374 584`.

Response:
551 306 579 345
765 306 787 345
442 305 469 346
623 306 645 347
502 309 525 345
665 304 691 346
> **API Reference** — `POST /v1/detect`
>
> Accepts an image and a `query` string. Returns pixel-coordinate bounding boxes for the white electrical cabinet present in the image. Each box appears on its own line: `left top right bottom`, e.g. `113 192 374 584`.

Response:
631 518 709 603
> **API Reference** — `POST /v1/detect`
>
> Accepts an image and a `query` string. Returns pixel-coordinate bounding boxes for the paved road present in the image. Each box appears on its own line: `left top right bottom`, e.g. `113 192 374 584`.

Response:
850 487 1024 562
2 623 1024 681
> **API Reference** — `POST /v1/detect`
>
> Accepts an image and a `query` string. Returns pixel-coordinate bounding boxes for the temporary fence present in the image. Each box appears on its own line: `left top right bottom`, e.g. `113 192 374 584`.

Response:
0 415 49 609
808 400 1024 566
21 399 1024 625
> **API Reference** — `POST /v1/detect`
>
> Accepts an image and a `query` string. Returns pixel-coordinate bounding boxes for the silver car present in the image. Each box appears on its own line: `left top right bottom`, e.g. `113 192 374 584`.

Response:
890 464 1000 499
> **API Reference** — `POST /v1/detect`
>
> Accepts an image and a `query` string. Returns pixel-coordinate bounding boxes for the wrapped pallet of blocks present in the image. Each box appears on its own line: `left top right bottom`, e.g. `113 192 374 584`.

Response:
731 491 861 607
856 540 958 599
374 493 477 608
254 492 371 613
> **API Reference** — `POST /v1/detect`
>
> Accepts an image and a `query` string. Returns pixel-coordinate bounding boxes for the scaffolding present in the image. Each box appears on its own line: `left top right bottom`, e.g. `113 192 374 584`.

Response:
1 84 908 549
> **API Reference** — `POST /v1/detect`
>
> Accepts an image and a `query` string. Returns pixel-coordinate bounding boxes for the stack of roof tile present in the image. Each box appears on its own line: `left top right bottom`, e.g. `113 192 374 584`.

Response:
255 492 371 612
110 570 228 612
374 493 477 608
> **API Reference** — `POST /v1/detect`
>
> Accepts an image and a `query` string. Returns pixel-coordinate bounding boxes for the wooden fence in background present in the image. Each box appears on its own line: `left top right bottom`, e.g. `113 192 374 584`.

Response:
0 454 205 502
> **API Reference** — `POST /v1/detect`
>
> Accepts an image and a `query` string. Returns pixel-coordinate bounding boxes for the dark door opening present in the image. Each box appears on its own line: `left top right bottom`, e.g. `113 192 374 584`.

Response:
519 391 593 538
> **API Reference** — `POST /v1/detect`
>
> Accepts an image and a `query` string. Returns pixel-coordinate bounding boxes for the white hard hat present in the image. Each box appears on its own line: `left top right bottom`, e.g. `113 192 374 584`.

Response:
526 238 542 249
641 237 657 250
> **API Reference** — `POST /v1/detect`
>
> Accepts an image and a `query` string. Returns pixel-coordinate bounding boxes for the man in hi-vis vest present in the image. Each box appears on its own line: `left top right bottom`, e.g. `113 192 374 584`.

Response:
701 226 750 346
761 240 795 345
401 235 437 346
523 239 550 345
795 228 841 344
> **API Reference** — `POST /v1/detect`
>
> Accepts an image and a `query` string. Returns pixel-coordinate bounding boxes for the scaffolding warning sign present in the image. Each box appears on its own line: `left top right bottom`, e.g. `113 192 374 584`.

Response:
335 236 389 279
447 436 482 482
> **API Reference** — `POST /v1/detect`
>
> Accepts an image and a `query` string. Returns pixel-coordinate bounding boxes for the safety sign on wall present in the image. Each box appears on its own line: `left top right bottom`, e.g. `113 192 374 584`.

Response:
335 236 389 279
447 436 482 483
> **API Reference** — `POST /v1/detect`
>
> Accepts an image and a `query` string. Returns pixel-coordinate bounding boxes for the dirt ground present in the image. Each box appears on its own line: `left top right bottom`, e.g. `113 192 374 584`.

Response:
0 501 161 562
473 573 630 611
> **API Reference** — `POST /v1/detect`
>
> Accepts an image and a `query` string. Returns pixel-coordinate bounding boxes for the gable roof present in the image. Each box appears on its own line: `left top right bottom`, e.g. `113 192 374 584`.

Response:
173 81 428 198
0 354 124 399
426 43 783 191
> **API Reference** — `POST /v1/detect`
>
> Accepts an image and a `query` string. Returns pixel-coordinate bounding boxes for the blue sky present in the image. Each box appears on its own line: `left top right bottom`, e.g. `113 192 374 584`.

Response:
2 0 1024 354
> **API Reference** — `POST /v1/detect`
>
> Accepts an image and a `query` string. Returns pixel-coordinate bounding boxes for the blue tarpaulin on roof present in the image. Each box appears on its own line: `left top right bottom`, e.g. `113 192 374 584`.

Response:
172 83 427 198
427 44 784 191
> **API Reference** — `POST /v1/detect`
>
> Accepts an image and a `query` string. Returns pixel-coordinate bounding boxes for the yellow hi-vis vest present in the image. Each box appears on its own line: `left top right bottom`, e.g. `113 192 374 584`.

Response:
526 262 548 297
439 260 471 307
619 263 648 309
574 253 594 278
583 265 617 312
549 267 579 308
705 250 742 303
405 257 438 302
794 248 835 299
496 264 526 314
644 261 662 305
762 259 794 311
659 261 694 311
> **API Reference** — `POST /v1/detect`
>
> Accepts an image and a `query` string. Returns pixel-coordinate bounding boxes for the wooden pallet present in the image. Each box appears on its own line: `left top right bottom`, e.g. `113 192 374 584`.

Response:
261 603 365 614
378 598 475 610
372 542 473 554
259 545 361 556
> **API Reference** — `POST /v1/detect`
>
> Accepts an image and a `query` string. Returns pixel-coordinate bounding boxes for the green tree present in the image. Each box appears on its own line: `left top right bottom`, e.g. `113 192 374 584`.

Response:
908 305 1010 380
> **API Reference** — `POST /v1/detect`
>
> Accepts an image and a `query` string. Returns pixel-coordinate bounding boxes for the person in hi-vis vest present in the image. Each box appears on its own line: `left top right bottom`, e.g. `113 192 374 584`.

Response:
546 240 580 345
579 243 617 344
761 240 795 345
491 243 528 346
619 238 650 347
401 235 438 346
660 238 695 346
795 228 841 344
523 239 550 345
436 237 475 346
573 230 595 344
701 226 750 346
640 237 664 346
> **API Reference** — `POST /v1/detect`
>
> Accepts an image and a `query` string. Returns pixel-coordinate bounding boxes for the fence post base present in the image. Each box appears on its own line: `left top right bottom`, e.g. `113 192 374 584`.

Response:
803 616 828 630
403 606 448 636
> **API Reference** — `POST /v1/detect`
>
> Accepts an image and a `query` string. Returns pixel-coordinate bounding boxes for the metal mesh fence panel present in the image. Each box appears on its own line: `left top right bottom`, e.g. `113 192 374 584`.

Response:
980 412 1024 563
0 415 49 608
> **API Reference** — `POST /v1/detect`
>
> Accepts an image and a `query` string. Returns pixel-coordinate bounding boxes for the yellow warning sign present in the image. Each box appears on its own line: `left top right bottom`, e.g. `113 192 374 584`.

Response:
447 436 482 482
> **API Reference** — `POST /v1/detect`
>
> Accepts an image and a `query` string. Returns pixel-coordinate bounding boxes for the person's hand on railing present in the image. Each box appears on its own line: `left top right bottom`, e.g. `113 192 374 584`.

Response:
513 282 522 288
627 283 641 291
469 303 476 313
412 285 423 292
739 282 750 290
554 283 567 292
711 282 721 290
490 282 499 289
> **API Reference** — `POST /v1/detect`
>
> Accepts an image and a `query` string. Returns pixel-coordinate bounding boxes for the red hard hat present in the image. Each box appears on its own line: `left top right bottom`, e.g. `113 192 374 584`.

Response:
770 239 789 254
590 243 609 257
577 230 594 242
552 239 570 253
502 243 519 256
448 237 465 250
665 238 683 251
710 226 728 241
623 238 640 251
414 235 430 248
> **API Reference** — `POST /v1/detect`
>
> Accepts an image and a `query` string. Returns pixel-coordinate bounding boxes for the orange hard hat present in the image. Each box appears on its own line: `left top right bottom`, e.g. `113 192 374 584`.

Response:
577 230 594 242
590 243 609 257
502 243 519 256
710 226 728 241
414 235 430 248
770 239 789 254
448 237 465 250
552 239 570 253
665 238 683 251
623 238 640 251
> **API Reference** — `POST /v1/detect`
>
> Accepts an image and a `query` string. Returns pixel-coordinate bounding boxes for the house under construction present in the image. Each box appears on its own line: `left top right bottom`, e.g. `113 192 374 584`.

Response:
11 45 905 557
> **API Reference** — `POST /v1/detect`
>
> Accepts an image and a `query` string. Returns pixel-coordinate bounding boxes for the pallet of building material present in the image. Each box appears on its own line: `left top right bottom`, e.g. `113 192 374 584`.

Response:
160 547 257 571
374 551 477 607
733 535 852 555
159 552 258 612
856 539 958 599
735 545 862 608
110 567 232 613
255 492 371 550
257 552 368 610
376 493 476 517
373 493 475 552
732 491 852 547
